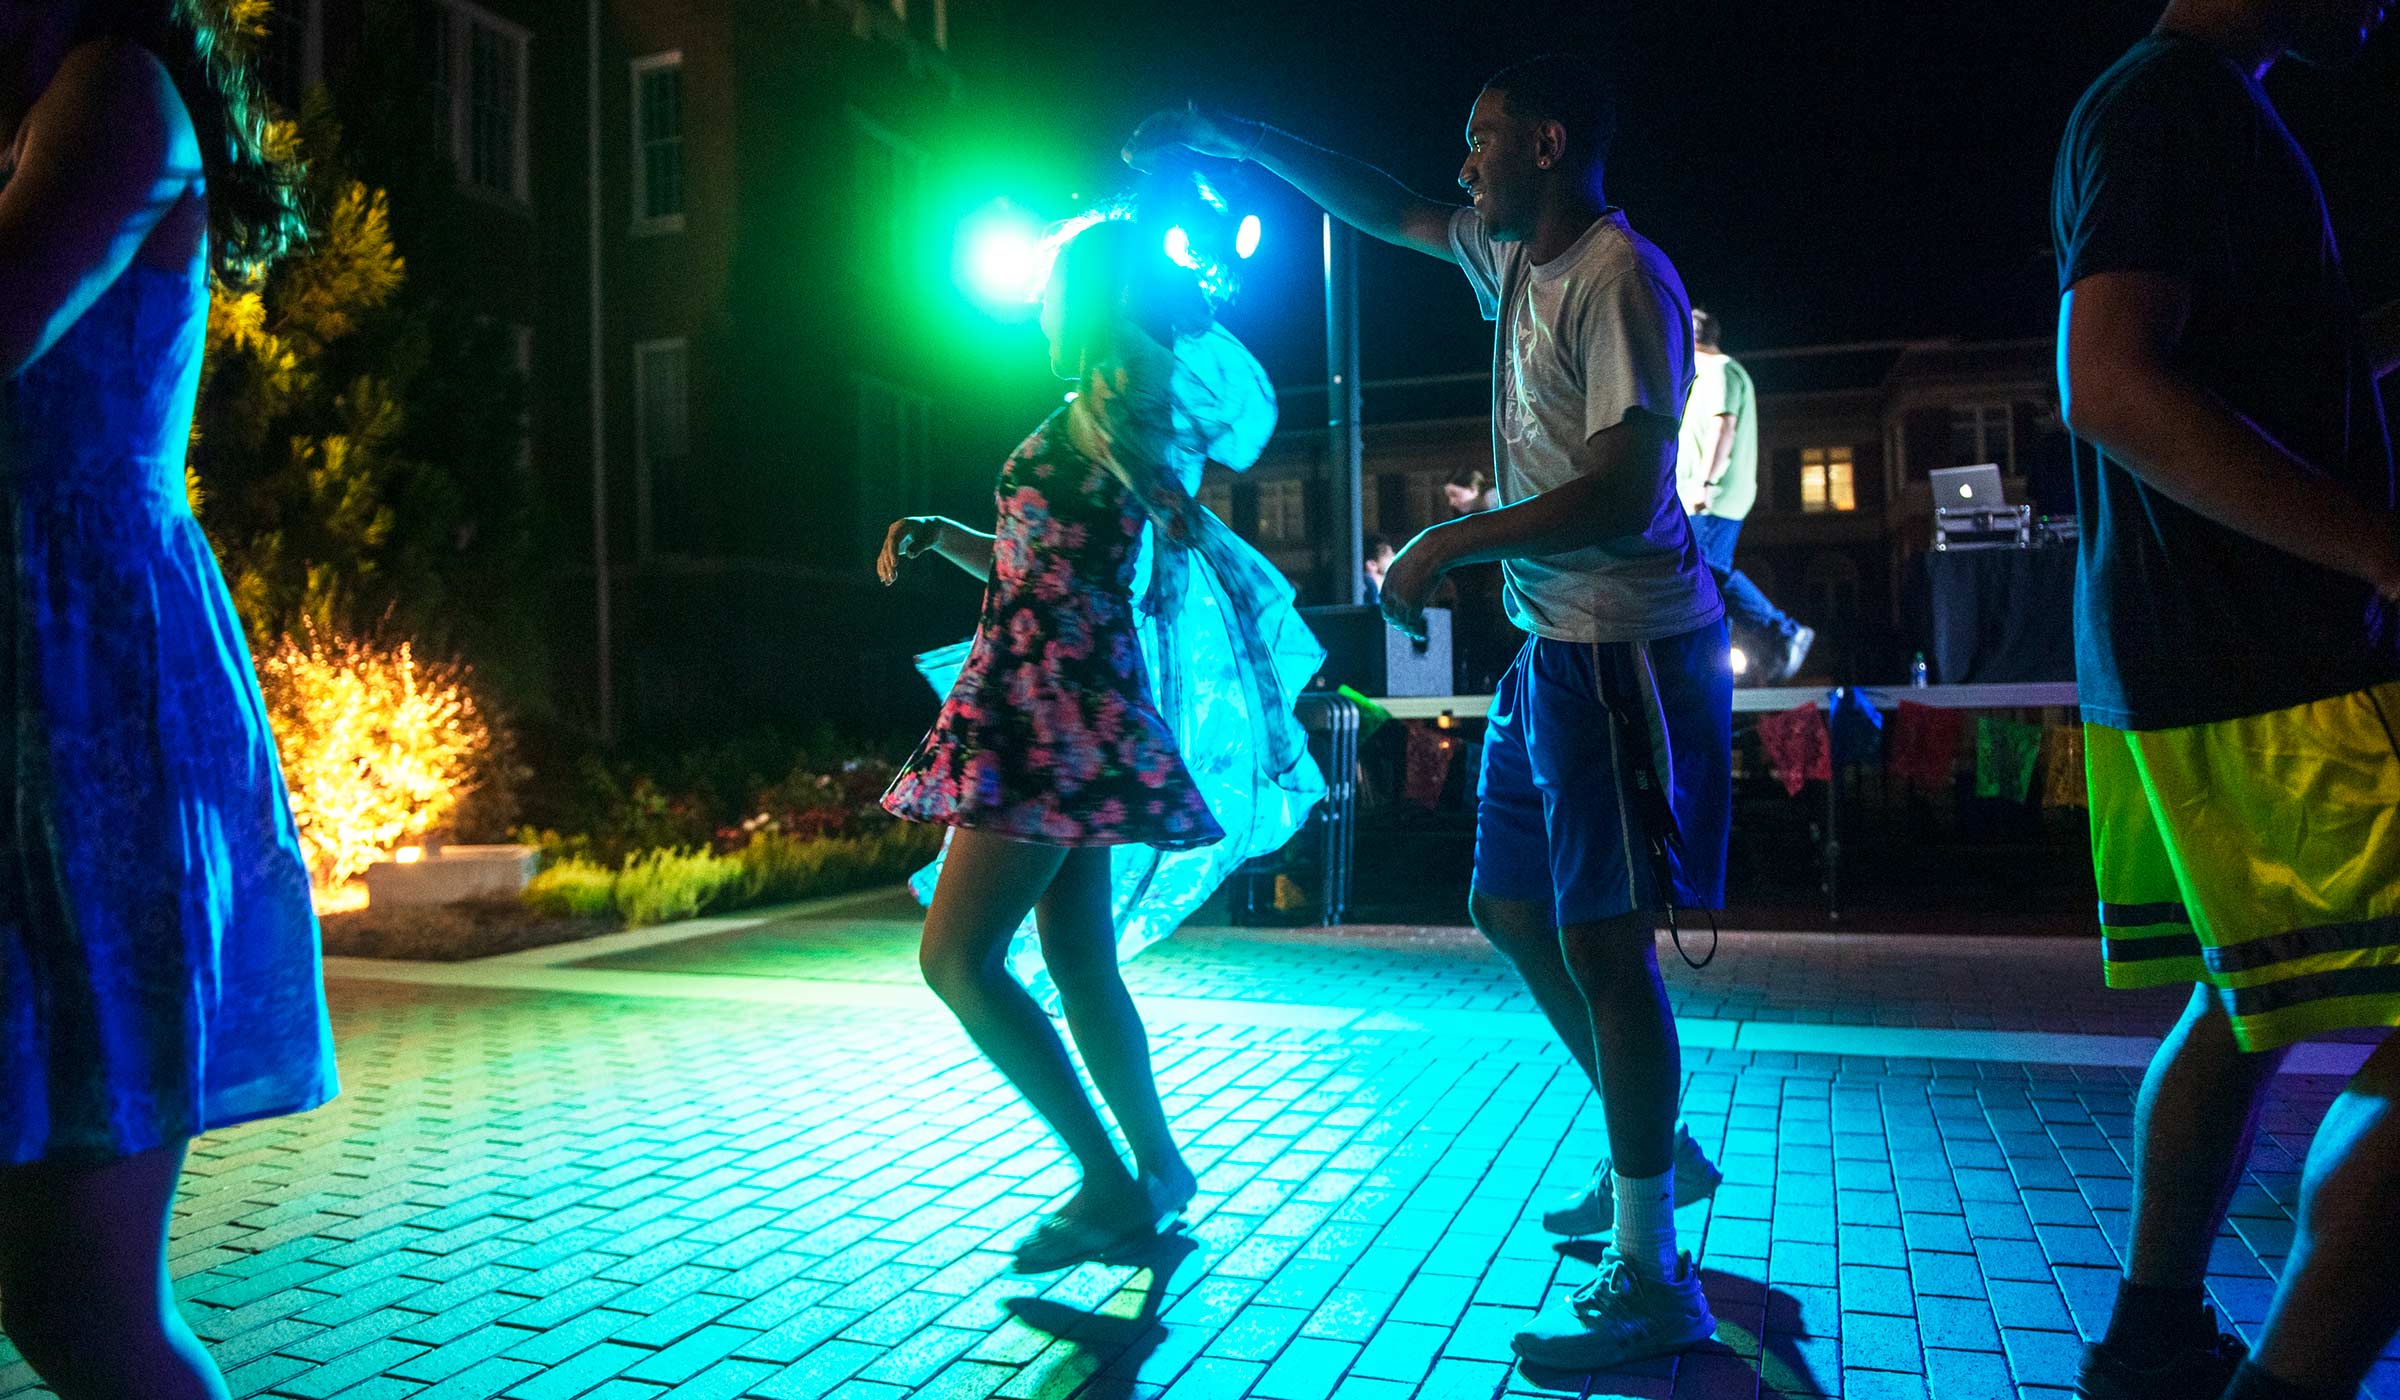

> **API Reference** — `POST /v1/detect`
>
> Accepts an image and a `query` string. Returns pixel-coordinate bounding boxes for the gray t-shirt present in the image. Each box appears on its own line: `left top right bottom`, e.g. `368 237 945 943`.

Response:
1448 207 1721 643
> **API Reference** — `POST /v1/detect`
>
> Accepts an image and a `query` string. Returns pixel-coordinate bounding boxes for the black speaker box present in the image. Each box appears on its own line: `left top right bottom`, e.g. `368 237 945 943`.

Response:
1299 605 1453 697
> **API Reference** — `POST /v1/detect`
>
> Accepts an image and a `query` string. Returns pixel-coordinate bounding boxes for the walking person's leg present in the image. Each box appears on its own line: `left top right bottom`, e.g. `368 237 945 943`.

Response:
2076 988 2279 1398
1691 514 1809 678
1471 892 1601 1092
1559 908 1684 1225
2080 687 2400 1398
1034 846 1195 1218
0 1142 229 1400
2079 729 2264 1398
918 828 1150 1266
1473 646 1713 1238
2226 1032 2400 1399
1506 631 1725 1370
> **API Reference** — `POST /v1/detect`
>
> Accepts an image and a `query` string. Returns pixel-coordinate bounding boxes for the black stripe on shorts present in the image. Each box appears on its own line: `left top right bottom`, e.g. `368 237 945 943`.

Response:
2227 959 2400 1018
2103 933 2204 963
2098 900 2190 929
2204 914 2400 976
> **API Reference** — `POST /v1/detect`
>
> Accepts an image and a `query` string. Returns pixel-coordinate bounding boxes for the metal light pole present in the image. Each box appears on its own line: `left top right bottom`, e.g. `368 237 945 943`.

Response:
586 0 614 743
1323 214 1364 605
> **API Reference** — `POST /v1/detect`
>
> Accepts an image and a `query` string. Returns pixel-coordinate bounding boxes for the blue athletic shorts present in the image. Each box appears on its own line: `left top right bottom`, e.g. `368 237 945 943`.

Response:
1472 622 1732 928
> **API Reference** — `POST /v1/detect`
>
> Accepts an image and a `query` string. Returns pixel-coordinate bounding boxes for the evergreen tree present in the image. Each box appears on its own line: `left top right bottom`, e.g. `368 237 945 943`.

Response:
193 0 550 716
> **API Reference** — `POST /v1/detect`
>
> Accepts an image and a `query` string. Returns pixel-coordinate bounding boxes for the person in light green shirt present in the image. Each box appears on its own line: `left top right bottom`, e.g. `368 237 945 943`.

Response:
1677 308 1813 679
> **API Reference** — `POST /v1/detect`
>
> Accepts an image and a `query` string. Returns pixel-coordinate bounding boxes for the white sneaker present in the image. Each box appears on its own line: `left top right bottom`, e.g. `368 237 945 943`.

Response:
1540 1122 1724 1237
1512 1248 1717 1371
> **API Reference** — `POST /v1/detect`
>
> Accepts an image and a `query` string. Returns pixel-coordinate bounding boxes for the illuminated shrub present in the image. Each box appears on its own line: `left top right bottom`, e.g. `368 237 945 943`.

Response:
255 630 493 896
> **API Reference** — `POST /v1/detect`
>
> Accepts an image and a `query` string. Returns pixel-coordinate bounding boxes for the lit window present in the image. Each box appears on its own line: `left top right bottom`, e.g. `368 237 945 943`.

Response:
429 1 530 203
1256 478 1308 544
635 340 693 556
1198 481 1233 522
631 54 685 233
1799 446 1857 514
1949 403 2014 471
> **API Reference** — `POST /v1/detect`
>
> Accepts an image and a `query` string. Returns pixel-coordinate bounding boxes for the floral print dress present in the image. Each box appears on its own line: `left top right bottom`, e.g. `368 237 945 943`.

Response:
883 365 1222 850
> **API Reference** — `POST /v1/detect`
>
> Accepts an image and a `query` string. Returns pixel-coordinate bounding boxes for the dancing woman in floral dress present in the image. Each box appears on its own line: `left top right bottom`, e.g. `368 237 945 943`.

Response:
880 194 1312 1273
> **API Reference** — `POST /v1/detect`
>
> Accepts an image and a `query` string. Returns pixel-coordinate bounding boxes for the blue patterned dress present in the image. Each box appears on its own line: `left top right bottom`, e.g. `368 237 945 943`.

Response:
0 257 339 1163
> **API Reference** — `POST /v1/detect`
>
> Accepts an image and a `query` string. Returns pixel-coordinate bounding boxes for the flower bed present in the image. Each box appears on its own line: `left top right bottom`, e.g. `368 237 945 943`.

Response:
322 750 943 957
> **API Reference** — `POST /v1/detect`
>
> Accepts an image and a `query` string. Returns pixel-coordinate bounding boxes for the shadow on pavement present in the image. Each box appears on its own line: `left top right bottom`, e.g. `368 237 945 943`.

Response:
1001 1231 1202 1400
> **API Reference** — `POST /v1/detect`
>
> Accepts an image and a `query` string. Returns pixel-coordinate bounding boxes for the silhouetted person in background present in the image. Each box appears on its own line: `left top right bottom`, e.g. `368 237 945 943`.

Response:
1677 307 1814 680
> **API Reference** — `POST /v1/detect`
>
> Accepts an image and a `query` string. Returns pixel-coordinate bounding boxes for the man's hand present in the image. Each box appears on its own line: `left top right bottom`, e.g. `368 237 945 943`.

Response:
1124 104 1256 171
876 516 948 585
1379 531 1449 642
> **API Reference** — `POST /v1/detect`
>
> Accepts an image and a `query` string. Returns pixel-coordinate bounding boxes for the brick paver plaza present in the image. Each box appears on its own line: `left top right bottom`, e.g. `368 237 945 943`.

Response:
7 891 2393 1400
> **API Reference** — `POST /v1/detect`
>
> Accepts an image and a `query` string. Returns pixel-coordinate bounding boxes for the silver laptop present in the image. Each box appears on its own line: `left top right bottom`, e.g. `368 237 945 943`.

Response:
1932 463 2006 512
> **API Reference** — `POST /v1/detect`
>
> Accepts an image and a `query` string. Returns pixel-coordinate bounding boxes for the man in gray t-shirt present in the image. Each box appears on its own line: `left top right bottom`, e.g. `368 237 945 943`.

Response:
1130 53 1731 1372
1449 201 1721 642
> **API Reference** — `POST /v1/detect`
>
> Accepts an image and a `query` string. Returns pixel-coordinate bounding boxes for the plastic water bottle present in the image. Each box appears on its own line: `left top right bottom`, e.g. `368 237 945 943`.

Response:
1911 652 1929 688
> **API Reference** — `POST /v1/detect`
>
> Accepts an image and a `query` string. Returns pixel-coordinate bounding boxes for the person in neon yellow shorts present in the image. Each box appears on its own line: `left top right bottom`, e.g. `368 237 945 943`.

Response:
2053 2 2400 1399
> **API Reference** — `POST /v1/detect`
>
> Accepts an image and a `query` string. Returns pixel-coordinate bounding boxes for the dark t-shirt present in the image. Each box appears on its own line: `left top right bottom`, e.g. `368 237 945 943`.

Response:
2051 34 2398 730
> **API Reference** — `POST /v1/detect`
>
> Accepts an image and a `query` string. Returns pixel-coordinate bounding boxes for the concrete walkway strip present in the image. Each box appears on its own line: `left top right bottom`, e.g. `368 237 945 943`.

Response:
321 953 2372 1077
325 895 2378 1077
472 885 902 967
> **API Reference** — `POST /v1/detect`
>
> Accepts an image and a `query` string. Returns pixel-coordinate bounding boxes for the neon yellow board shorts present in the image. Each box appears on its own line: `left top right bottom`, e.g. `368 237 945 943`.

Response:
2090 680 2400 1053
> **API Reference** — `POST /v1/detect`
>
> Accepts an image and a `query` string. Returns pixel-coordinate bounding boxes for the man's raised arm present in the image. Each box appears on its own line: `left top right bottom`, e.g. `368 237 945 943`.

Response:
1124 106 1460 264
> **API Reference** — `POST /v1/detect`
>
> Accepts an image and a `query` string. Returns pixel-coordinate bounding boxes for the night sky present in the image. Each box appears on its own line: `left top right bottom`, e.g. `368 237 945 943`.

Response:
949 1 2400 389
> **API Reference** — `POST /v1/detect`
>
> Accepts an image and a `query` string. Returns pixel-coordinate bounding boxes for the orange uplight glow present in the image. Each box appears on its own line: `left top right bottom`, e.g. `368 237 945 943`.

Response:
255 628 492 909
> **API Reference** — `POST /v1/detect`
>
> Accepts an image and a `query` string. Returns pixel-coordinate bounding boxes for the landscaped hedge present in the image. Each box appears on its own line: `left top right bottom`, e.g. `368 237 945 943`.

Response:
522 823 941 927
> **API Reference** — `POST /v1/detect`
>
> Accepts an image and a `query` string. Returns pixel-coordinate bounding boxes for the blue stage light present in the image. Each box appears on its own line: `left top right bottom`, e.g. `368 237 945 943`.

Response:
1163 225 1201 270
1235 214 1262 259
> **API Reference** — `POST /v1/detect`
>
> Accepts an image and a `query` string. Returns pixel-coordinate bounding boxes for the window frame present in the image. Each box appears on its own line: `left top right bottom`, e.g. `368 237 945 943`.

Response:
432 0 532 207
1255 477 1308 545
633 337 693 559
629 50 686 236
1948 401 2015 473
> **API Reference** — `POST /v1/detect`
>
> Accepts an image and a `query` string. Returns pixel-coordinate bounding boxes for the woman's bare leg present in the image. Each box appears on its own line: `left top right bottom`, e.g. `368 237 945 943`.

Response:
0 1141 229 1400
919 828 1142 1215
1036 847 1191 1205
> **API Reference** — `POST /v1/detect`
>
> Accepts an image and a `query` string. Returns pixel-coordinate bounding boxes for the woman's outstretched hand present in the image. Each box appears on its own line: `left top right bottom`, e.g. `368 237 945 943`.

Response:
877 516 949 585
1123 103 1255 171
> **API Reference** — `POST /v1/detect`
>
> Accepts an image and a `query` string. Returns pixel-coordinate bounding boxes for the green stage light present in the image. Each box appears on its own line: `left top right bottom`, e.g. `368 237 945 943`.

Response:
958 202 1047 313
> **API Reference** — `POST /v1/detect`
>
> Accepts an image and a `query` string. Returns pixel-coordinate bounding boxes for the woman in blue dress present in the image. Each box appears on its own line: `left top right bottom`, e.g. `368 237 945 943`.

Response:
879 182 1322 1272
0 3 337 1394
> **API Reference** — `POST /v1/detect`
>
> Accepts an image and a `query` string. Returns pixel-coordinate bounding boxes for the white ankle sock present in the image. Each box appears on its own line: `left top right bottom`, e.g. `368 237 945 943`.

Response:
1613 1165 1678 1280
